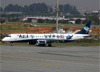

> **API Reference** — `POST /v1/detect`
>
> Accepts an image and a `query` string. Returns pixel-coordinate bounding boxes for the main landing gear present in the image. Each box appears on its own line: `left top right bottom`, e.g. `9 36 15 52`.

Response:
48 43 52 47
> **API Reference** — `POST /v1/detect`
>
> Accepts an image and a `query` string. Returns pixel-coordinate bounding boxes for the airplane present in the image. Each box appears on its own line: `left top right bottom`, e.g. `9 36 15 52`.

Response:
2 21 91 46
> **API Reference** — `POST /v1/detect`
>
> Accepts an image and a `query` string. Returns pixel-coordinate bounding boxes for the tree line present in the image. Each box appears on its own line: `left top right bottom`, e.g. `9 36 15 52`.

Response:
0 3 79 15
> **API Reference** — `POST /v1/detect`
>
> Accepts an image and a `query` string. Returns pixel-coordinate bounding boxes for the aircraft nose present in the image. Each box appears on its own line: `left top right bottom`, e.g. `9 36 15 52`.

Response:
2 38 5 42
2 38 6 42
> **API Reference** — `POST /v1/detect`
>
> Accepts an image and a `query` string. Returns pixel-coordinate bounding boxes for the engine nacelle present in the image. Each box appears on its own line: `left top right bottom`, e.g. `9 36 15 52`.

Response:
37 40 46 46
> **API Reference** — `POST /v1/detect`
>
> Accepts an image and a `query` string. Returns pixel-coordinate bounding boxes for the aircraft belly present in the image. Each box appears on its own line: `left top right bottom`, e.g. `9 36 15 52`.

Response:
12 39 37 42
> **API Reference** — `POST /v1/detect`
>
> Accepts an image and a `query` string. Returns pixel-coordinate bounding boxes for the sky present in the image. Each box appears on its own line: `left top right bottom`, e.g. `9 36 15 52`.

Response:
0 0 99 11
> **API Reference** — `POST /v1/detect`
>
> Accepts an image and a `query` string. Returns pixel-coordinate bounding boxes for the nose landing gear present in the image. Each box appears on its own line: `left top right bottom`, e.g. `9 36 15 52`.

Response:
10 42 13 46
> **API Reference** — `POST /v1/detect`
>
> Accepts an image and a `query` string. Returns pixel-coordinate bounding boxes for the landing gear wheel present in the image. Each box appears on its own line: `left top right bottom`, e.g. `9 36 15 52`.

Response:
10 42 13 46
48 43 52 47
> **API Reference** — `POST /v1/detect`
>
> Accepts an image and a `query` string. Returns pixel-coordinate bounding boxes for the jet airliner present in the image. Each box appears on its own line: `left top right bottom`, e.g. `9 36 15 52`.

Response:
2 21 91 46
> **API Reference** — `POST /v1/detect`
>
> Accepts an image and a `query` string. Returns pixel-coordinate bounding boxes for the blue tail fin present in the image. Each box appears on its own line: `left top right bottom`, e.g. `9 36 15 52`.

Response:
76 21 91 34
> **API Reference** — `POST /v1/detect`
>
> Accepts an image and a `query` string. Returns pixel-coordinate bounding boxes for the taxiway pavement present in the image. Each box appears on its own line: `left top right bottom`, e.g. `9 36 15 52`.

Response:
0 45 100 72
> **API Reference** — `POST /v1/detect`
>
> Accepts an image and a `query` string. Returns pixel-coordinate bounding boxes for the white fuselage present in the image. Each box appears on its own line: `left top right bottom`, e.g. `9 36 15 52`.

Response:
2 33 89 42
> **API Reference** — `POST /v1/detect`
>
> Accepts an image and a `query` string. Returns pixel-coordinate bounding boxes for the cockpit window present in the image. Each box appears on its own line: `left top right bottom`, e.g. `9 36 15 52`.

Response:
6 35 11 37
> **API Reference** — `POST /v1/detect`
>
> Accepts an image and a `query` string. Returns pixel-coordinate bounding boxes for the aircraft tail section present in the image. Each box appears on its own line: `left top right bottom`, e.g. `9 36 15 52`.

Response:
75 21 91 34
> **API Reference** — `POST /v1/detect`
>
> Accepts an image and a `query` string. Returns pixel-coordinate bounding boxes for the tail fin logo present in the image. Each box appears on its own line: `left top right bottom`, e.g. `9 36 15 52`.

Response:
83 26 89 33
